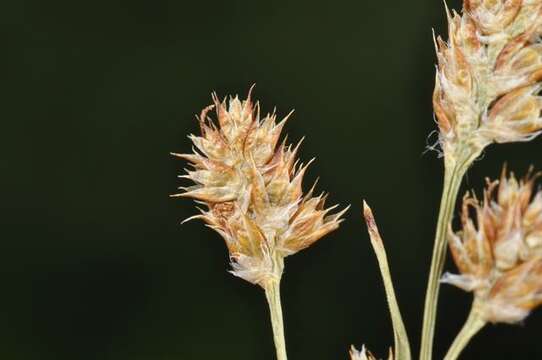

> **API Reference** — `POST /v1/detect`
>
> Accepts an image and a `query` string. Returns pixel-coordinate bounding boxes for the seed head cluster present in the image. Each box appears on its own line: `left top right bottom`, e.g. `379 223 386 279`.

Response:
433 0 542 159
443 169 542 323
173 89 347 287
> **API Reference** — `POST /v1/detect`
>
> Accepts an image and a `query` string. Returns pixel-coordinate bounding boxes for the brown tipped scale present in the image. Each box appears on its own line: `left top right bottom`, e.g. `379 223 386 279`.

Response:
173 88 348 286
443 168 542 323
433 0 542 160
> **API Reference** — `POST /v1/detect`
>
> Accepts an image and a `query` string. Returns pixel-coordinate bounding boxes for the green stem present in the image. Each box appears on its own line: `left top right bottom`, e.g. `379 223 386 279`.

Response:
443 303 486 360
264 279 288 360
419 152 475 360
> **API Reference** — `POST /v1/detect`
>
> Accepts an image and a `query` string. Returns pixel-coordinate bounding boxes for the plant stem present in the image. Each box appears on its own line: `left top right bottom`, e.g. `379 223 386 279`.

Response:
264 279 288 360
419 152 475 360
364 202 411 360
443 303 486 360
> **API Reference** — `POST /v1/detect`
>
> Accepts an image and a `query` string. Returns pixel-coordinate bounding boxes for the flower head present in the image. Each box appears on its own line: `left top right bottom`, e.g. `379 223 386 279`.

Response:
443 168 542 323
433 0 542 162
173 88 348 287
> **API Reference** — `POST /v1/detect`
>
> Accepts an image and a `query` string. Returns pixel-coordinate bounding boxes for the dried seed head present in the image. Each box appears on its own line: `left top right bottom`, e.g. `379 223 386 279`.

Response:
443 168 542 323
350 346 376 360
433 1 542 162
349 345 393 360
173 88 348 287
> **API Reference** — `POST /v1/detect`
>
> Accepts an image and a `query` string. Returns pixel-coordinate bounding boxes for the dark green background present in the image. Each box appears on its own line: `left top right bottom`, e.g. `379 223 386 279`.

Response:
3 0 542 359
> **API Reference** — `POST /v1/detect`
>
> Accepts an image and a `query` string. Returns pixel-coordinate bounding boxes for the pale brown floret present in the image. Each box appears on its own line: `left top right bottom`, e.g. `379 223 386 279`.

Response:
443 168 542 323
173 88 348 286
433 0 542 161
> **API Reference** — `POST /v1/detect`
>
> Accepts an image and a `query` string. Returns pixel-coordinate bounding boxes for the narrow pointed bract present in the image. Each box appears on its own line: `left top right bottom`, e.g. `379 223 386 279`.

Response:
360 202 411 360
443 168 542 323
174 88 347 286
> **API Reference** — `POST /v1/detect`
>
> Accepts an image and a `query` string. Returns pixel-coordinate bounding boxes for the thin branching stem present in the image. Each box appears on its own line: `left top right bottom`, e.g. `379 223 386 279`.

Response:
420 149 478 360
444 302 486 360
264 278 288 360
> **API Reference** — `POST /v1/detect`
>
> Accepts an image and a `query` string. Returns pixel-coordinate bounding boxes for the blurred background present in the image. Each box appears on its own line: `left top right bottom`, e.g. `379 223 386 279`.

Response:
3 0 542 359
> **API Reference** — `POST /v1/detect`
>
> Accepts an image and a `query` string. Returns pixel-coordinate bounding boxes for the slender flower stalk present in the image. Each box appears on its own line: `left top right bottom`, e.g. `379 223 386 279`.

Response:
172 88 347 360
421 1 542 358
264 275 287 360
420 157 474 360
441 169 542 359
443 301 486 360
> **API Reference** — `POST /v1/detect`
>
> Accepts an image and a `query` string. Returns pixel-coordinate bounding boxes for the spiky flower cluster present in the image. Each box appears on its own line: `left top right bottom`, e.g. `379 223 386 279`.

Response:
173 89 347 287
433 0 542 161
443 169 542 323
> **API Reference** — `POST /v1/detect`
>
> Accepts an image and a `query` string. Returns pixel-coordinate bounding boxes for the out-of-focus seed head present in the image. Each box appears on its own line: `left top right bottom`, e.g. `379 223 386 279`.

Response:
349 345 393 360
433 1 542 163
443 168 542 323
173 88 348 287
350 346 376 360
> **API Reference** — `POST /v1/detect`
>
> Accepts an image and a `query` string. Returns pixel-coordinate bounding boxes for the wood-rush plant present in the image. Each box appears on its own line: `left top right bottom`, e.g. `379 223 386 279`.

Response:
172 88 348 360
421 0 542 359
351 1 542 357
174 1 542 359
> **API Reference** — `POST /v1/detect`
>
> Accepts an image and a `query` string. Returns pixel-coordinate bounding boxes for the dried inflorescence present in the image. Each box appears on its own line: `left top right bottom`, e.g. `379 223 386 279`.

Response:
350 345 392 360
350 346 375 360
172 88 348 287
433 0 542 161
443 168 542 323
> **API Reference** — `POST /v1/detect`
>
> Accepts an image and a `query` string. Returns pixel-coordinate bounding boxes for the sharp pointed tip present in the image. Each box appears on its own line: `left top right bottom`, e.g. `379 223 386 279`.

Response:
334 205 351 221
247 84 256 101
326 203 340 212
180 218 195 225
362 200 371 215
362 202 379 238
171 152 187 159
